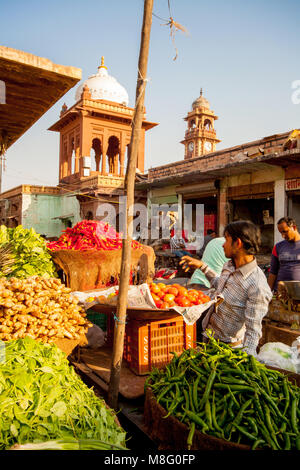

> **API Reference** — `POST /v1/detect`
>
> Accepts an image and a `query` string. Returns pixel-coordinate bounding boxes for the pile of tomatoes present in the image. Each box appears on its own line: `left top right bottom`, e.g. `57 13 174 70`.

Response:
149 282 211 309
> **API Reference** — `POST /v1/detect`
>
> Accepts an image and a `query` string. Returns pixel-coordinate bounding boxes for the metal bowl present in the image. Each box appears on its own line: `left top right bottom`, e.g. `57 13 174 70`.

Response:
281 281 300 300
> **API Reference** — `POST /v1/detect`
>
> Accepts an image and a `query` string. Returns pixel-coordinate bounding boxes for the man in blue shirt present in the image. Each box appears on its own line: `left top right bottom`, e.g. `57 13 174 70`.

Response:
188 237 229 290
268 217 300 291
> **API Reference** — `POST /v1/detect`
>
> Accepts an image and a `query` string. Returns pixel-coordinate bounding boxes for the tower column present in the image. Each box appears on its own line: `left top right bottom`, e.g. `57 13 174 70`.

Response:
101 135 108 176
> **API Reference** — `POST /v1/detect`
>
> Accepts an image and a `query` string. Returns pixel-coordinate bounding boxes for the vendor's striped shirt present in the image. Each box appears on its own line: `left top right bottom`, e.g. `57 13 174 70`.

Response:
200 258 272 356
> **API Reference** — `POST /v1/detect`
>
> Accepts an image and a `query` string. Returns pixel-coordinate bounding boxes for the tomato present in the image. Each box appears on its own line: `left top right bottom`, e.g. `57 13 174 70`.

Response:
172 284 182 290
175 295 189 307
151 293 160 302
168 300 176 307
163 293 175 304
161 301 170 310
155 299 163 309
166 287 179 296
177 286 188 297
150 284 160 294
187 289 200 296
156 290 165 299
157 283 167 291
180 298 191 308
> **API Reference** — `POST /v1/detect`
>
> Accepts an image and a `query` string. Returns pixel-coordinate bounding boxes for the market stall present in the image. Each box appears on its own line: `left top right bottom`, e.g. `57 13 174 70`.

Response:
0 225 128 450
261 280 300 348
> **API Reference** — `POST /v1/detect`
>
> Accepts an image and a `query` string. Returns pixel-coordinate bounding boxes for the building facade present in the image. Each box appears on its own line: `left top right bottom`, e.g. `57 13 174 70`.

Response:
138 91 300 252
0 57 157 237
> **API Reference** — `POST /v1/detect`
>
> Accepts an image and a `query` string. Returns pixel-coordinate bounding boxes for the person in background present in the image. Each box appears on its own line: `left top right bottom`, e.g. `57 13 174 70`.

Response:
268 216 300 292
180 220 272 356
170 228 190 258
197 229 217 258
188 237 229 290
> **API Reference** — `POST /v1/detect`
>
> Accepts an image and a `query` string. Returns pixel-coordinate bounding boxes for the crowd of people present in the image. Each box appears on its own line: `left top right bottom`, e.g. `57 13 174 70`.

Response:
177 217 300 356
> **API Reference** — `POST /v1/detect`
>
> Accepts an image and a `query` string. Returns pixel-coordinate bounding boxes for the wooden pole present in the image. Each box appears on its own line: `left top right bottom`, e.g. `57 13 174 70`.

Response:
107 0 154 410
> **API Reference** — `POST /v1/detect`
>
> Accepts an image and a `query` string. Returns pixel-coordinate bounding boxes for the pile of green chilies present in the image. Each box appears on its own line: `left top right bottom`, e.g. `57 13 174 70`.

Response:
145 333 300 450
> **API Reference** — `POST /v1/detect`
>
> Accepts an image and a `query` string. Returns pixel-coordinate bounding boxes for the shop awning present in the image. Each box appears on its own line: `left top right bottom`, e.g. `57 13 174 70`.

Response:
0 46 81 150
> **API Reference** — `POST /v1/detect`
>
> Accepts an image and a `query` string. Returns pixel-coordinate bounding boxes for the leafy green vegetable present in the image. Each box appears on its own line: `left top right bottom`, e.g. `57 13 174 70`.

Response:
0 337 127 450
0 225 57 278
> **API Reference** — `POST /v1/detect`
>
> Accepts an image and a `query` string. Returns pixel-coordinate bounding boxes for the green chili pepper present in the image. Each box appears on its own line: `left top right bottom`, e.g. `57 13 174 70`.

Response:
284 433 291 450
235 424 257 441
187 422 195 450
252 439 265 450
198 368 216 410
183 408 209 433
193 375 201 411
205 399 212 430
291 398 298 435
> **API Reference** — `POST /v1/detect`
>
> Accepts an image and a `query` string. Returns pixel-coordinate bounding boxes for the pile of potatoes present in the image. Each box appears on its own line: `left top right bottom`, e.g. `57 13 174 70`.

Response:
0 276 92 342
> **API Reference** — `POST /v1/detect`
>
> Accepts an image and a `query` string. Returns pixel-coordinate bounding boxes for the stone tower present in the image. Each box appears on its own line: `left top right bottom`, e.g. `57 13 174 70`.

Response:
181 89 221 159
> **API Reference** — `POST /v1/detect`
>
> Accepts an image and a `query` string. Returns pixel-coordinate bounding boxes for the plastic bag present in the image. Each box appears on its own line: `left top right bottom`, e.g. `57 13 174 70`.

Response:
85 325 106 349
257 340 300 373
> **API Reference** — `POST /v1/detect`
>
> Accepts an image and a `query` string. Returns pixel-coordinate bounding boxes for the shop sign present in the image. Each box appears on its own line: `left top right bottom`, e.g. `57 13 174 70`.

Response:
285 178 300 191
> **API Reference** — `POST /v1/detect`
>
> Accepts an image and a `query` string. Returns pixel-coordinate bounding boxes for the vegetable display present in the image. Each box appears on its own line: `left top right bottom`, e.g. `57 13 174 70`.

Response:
0 337 127 450
0 225 57 279
150 282 211 309
145 332 300 450
47 220 142 251
0 276 91 342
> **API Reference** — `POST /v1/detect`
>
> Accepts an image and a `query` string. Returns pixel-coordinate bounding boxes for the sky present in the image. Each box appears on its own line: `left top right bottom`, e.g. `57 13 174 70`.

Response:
1 0 300 192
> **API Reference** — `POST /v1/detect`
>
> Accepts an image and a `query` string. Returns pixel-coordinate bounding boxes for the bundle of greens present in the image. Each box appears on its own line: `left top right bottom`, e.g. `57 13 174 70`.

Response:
0 225 57 279
0 337 127 450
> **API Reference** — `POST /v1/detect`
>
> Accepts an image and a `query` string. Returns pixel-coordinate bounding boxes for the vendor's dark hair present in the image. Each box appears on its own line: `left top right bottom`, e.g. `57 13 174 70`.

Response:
277 216 297 227
223 220 261 254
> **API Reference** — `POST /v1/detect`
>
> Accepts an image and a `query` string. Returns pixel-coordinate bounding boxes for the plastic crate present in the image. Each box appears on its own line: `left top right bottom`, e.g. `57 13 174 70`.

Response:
107 314 196 375
86 309 107 331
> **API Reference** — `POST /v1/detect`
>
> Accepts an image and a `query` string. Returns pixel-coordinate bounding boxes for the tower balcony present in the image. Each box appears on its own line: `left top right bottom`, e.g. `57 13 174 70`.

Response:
185 128 217 139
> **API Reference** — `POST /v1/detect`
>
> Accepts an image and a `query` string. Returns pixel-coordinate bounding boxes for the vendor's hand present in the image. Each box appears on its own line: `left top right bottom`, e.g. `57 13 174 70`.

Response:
179 255 203 272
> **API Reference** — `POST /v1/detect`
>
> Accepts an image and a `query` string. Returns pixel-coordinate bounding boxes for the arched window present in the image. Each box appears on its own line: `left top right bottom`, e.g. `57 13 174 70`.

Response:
107 136 120 175
204 119 212 130
91 138 101 172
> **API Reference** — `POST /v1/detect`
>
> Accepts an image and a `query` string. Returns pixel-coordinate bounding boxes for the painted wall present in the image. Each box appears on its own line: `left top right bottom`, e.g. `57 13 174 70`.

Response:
22 193 81 237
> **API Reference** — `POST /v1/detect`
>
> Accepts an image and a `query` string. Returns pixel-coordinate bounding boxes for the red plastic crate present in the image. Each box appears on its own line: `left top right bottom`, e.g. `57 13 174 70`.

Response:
107 314 196 375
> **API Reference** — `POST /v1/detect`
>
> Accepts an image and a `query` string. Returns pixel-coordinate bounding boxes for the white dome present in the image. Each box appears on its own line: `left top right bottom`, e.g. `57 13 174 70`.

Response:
75 57 129 106
192 89 210 110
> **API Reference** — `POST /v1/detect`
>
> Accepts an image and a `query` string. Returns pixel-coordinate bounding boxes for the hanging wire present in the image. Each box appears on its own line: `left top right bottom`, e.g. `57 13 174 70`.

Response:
152 0 188 61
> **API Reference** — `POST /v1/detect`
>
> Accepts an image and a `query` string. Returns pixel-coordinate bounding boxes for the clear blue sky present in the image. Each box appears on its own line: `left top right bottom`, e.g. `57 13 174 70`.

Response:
1 0 300 191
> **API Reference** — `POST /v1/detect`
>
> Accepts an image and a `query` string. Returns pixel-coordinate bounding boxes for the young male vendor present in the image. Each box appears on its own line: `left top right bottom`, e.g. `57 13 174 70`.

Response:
180 220 272 356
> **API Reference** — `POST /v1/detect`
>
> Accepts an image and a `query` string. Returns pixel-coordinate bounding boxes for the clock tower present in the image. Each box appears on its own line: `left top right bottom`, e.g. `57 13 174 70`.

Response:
181 89 221 159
